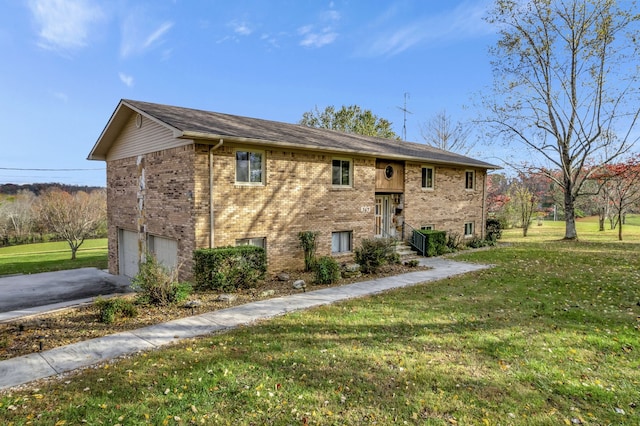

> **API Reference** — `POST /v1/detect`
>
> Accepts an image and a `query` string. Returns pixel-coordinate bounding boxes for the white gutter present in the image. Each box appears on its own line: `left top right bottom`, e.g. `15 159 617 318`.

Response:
209 139 224 248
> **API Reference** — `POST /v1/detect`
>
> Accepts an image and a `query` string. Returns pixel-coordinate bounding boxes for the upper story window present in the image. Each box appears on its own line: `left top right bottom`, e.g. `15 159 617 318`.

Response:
236 150 264 185
332 158 352 187
422 166 434 189
465 170 475 190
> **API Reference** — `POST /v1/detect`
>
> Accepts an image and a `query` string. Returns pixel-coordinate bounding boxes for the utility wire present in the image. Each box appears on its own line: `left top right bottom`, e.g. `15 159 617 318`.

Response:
0 167 104 171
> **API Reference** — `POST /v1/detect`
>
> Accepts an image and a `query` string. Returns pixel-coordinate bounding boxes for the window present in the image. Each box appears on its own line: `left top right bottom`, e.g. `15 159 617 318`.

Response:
332 158 352 186
236 237 266 249
236 150 264 184
464 222 474 237
422 166 434 189
421 225 434 231
331 231 352 253
465 170 475 190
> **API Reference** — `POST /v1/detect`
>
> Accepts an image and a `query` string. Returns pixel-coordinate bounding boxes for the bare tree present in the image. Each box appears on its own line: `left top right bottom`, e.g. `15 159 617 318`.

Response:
420 110 474 155
484 0 640 240
37 189 106 260
4 190 36 244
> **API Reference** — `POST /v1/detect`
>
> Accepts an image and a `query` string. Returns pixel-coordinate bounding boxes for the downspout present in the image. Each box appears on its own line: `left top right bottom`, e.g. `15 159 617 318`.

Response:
481 170 486 239
209 139 224 248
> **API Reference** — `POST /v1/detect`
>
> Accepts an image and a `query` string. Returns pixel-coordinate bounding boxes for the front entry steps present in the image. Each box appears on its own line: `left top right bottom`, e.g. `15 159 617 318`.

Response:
394 241 421 262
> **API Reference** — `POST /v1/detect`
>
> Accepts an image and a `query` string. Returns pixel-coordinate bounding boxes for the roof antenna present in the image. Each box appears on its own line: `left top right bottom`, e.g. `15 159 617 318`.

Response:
397 92 412 141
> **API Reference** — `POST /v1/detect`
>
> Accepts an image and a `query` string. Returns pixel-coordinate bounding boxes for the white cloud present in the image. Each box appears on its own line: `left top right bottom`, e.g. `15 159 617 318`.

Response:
229 20 253 36
297 6 341 48
28 0 104 52
120 17 174 58
119 72 134 87
299 30 338 48
51 90 69 102
363 0 494 57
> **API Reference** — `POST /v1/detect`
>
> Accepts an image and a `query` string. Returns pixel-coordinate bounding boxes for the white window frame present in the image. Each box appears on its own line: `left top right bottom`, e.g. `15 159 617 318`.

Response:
236 237 266 249
235 149 265 185
421 166 435 190
331 231 352 253
421 225 434 231
465 170 475 190
332 158 353 187
464 222 474 237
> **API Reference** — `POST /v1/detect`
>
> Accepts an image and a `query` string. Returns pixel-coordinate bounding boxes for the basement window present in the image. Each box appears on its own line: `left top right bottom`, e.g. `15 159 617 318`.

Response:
331 231 352 253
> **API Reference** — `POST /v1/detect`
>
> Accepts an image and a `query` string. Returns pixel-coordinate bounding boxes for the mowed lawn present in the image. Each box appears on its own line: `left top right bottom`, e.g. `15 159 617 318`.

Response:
1 222 638 425
0 239 107 276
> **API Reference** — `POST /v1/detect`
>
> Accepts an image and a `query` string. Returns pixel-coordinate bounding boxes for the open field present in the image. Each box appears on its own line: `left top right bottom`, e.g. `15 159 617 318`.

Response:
0 239 107 276
1 237 638 424
501 214 640 243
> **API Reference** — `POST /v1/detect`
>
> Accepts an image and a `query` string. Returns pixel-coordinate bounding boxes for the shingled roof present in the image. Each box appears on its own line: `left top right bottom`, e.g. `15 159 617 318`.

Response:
89 99 498 169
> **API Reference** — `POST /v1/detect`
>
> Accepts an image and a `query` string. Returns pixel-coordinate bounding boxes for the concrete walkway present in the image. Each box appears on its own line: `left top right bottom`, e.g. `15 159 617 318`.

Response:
0 258 490 391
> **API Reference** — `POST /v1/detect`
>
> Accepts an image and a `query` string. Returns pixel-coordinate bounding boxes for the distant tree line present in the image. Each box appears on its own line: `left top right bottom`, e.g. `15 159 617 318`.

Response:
0 183 104 196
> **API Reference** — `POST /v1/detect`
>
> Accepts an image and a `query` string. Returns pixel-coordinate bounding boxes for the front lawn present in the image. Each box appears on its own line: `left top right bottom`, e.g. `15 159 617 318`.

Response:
1 237 638 425
0 239 107 276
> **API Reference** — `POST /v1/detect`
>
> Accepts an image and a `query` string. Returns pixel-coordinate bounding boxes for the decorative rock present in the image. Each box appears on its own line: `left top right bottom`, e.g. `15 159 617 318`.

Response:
216 294 238 303
184 300 203 309
277 272 290 281
259 289 276 297
292 280 306 290
343 263 360 273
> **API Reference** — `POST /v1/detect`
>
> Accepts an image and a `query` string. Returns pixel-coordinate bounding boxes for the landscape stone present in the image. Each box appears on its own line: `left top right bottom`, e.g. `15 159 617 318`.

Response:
277 272 290 281
293 280 306 290
259 289 276 297
216 294 238 303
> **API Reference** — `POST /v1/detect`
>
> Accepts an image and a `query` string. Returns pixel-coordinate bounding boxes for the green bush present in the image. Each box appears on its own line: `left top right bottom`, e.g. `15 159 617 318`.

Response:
131 253 192 306
298 231 319 272
485 218 503 244
193 246 266 292
415 230 447 257
94 296 138 324
466 236 490 249
313 256 341 284
355 238 396 274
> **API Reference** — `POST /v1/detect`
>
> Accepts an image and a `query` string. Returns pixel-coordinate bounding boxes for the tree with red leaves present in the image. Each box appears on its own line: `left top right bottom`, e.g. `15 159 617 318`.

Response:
592 156 640 240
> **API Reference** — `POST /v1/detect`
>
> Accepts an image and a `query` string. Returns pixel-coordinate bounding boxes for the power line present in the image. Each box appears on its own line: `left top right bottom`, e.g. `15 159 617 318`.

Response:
0 167 104 171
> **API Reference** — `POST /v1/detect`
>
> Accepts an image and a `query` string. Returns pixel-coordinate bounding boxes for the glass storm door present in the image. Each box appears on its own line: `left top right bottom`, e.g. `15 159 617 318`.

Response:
374 195 391 237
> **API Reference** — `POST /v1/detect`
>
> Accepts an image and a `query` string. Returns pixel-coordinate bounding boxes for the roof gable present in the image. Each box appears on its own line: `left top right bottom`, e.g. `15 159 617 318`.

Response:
88 99 499 169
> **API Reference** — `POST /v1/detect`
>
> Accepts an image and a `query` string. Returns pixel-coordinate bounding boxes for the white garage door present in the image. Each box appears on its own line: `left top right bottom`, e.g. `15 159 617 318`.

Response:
149 235 178 271
119 229 140 278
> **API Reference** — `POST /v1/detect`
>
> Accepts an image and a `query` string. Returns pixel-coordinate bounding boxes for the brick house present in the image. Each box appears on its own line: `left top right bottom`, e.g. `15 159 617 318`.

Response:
88 99 498 280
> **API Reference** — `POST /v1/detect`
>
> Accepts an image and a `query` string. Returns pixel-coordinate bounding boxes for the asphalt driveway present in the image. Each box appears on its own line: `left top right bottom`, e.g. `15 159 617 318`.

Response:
0 268 131 316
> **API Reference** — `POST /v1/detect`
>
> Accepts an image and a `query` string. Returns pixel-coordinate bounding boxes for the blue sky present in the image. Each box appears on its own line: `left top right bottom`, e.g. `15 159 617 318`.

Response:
0 0 498 187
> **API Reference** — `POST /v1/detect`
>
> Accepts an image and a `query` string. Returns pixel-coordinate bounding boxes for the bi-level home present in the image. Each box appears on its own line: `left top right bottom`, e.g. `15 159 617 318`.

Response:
88 99 498 280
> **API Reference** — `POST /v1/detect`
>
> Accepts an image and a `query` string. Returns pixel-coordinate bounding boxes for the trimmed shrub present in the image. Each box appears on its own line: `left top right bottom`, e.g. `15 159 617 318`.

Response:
95 296 137 324
193 245 267 292
415 230 447 257
355 238 396 274
131 253 192 306
313 256 341 284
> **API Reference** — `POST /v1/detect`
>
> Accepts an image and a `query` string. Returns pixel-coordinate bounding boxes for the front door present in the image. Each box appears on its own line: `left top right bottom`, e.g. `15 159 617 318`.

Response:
374 195 392 237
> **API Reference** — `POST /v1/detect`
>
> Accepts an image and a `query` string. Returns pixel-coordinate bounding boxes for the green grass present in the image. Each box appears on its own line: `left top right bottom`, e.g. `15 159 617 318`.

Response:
0 239 107 276
1 238 638 425
501 214 640 243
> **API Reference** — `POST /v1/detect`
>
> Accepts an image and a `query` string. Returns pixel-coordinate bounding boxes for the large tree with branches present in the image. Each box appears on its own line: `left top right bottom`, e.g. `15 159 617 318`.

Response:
484 0 640 239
